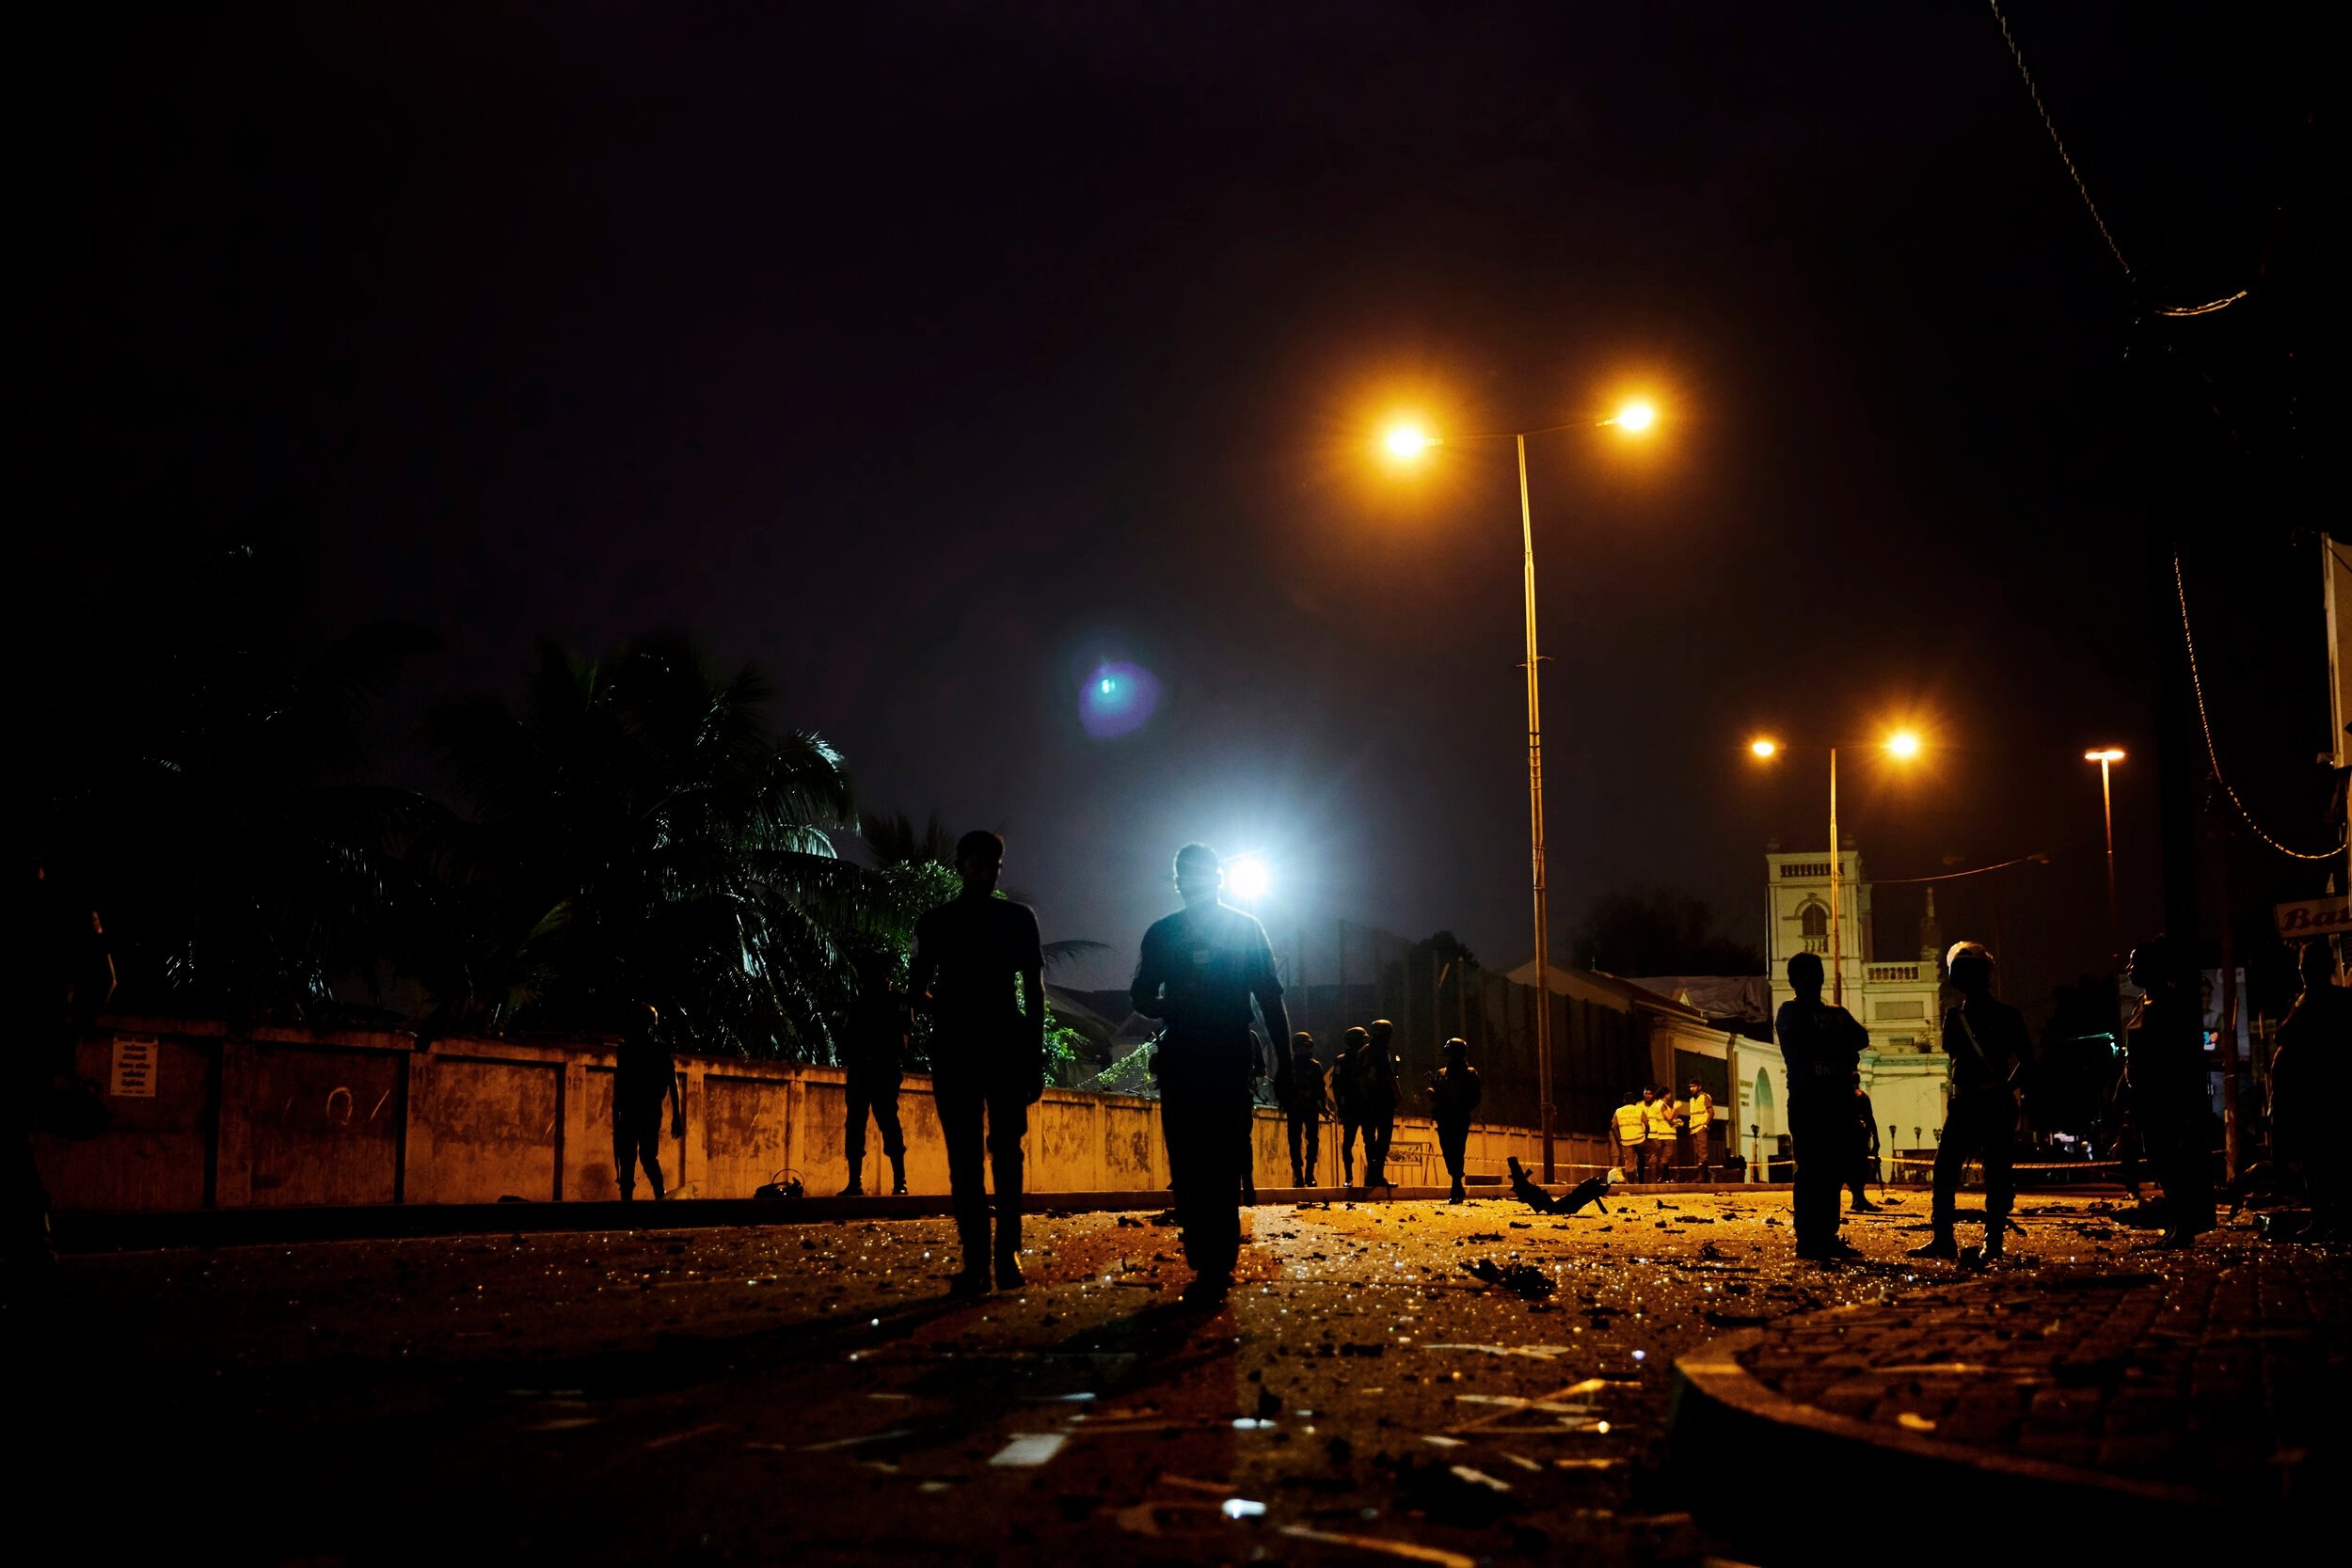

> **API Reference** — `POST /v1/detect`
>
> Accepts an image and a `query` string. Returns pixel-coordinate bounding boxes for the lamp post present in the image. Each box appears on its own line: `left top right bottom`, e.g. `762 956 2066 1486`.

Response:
1749 733 1922 1006
1381 398 1657 1180
2084 748 2124 962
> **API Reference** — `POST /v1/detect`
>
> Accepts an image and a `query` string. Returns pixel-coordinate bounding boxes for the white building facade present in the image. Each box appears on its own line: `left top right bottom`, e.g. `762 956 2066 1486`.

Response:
1762 844 1952 1164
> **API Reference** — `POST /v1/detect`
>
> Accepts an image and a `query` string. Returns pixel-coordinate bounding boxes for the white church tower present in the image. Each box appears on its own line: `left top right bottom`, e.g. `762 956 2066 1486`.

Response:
1762 842 1953 1162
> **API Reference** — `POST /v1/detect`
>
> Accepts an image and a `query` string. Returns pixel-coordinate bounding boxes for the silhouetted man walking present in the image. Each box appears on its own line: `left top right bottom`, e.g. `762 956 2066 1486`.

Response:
1777 951 1866 1260
911 830 1045 1295
1131 843 1291 1304
1849 1075 1882 1212
838 946 909 1196
1913 942 2028 1261
614 1004 683 1201
1429 1037 1482 1203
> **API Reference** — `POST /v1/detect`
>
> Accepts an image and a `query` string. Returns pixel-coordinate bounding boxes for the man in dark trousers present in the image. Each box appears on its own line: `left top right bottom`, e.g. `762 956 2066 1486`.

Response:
1849 1074 1882 1212
838 946 909 1197
1429 1037 1483 1203
910 830 1045 1295
1330 1025 1369 1184
1356 1018 1401 1190
1275 1031 1331 1187
1776 951 1866 1260
2122 937 2212 1250
5 854 114 1307
1131 843 1292 1305
1913 942 2030 1260
614 1004 684 1201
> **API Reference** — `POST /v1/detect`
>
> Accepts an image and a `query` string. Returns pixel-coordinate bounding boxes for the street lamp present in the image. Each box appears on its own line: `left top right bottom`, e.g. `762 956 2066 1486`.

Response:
1380 397 1661 1180
1746 734 1927 1007
2085 748 2125 960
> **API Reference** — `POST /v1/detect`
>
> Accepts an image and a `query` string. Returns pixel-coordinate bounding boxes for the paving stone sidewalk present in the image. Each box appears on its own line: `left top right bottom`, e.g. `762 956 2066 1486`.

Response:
1735 1230 2350 1504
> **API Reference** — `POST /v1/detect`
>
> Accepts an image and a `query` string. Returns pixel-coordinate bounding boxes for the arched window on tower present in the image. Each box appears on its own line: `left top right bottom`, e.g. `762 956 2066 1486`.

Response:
1798 901 1828 953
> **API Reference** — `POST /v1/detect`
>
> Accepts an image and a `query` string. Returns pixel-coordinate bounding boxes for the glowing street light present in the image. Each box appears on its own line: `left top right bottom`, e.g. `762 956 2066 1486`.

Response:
1747 732 1927 1006
1383 423 1437 460
1610 400 1657 435
1371 391 1666 1180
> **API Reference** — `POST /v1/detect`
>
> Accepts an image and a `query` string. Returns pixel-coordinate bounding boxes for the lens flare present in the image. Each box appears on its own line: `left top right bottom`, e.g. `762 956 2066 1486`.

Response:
1613 400 1657 434
1079 661 1161 739
1886 730 1922 760
1226 856 1271 903
1749 738 1778 759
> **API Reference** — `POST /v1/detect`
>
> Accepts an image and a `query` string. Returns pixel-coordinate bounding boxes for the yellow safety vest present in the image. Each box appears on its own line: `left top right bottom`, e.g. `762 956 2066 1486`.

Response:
1612 1103 1648 1143
1644 1101 1678 1139
1687 1092 1713 1124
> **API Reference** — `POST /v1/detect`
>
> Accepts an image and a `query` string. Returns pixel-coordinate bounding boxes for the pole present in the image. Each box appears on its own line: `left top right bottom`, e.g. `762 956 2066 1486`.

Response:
1518 432 1556 1181
1827 746 1843 1007
2217 836 2241 1182
2099 756 2120 962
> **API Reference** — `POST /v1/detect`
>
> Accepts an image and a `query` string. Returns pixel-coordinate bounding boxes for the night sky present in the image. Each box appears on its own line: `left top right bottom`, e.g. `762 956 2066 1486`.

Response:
15 5 2321 1012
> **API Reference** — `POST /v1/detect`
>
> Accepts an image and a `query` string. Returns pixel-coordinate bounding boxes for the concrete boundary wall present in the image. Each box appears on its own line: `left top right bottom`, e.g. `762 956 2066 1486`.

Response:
40 1019 1620 1212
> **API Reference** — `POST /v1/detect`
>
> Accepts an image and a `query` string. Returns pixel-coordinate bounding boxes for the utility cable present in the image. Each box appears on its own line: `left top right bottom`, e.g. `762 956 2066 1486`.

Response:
2173 550 2343 860
1872 853 2051 885
1985 1 2249 317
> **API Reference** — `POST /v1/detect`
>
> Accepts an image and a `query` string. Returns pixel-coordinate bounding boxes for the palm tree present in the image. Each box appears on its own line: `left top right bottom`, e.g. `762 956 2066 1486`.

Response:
421 634 859 1056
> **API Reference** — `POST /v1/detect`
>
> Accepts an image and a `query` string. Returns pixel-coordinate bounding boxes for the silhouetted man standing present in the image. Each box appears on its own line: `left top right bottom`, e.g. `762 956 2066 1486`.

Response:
1275 1032 1330 1186
1777 952 1866 1260
2123 937 2211 1250
1850 1075 1882 1212
912 831 1045 1295
1131 843 1291 1304
1357 1019 1400 1189
1331 1025 1369 1184
1913 942 2028 1260
614 1004 683 1201
1429 1037 1482 1203
838 947 909 1197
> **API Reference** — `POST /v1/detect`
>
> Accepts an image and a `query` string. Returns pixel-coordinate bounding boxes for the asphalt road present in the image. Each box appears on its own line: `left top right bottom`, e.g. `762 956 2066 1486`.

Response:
26 1187 2145 1565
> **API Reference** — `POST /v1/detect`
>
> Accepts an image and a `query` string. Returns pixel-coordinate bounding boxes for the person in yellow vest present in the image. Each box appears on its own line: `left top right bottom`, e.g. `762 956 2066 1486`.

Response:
1610 1088 1648 1181
1684 1078 1716 1179
1642 1085 1679 1181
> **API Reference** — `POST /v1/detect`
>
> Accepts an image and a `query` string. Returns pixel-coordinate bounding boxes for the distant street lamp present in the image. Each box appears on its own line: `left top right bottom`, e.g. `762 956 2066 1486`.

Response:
1746 734 1928 1007
2085 748 2125 962
1381 397 1661 1180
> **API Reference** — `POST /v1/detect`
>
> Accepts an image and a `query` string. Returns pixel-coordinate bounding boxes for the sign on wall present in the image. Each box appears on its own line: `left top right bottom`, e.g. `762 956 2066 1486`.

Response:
110 1035 158 1097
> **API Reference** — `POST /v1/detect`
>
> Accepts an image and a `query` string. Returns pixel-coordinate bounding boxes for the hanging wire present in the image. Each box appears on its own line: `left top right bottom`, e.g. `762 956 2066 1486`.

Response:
1987 0 2133 282
2173 550 2343 860
1873 853 2051 885
1985 1 2250 318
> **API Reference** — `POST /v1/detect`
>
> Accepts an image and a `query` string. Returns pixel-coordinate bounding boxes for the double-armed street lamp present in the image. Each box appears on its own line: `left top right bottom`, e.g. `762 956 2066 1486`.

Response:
1745 733 1927 1007
1379 396 1660 1180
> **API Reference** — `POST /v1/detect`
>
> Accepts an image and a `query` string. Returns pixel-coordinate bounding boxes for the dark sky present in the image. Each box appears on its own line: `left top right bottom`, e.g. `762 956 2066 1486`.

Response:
15 4 2322 1007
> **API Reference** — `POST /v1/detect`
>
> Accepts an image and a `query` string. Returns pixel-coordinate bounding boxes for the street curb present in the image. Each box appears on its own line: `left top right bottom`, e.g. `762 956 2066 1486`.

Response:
53 1180 1781 1254
1666 1319 2224 1563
